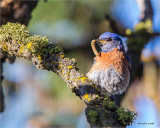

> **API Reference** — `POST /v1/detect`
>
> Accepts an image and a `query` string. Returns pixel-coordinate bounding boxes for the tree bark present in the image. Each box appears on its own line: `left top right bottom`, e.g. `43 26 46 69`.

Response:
136 0 153 21
0 0 38 112
0 0 139 127
0 22 136 127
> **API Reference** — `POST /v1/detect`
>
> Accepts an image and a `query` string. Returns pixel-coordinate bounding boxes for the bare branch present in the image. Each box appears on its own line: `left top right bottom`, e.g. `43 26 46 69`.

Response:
105 14 126 36
136 0 153 21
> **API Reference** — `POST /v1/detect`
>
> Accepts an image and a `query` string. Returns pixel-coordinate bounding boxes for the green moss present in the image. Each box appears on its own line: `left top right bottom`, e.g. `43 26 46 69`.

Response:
106 101 115 109
105 110 110 114
100 97 115 109
55 46 63 53
88 110 98 123
101 100 107 107
134 19 152 33
116 108 137 126
126 20 153 52
0 23 64 58
0 22 29 44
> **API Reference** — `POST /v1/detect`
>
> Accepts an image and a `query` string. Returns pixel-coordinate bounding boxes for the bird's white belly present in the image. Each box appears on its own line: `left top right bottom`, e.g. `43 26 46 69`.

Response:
87 66 129 95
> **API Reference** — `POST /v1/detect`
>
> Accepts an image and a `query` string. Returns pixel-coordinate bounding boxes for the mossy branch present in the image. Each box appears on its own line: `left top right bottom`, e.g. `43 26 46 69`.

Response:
125 19 157 53
0 23 137 128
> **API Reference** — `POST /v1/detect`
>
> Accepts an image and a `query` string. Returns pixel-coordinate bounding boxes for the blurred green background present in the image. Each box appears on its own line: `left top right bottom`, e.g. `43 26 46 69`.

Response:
2 1 114 127
1 0 160 128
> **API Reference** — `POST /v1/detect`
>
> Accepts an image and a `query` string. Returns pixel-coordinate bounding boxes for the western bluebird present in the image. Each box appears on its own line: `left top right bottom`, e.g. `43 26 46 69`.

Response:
87 32 131 96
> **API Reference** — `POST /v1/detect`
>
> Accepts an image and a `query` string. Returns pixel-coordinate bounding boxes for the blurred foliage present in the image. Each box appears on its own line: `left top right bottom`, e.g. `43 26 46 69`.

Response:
29 0 112 25
88 110 98 123
28 0 113 49
27 0 114 100
126 20 153 52
2 0 160 127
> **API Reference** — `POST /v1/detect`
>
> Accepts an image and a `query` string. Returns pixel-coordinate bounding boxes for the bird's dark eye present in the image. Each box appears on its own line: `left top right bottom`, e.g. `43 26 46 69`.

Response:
106 38 112 41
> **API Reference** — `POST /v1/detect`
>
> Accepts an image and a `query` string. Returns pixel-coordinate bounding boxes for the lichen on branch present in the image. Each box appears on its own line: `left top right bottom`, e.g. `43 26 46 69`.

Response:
0 23 63 69
125 19 154 53
0 23 137 128
0 22 99 102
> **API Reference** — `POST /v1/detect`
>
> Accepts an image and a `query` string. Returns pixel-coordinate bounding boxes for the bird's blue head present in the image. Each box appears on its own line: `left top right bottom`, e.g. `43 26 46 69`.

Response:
96 32 125 52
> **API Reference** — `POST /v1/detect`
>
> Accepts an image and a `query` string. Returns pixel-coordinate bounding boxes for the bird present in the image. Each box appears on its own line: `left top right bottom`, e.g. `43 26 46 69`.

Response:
87 32 131 96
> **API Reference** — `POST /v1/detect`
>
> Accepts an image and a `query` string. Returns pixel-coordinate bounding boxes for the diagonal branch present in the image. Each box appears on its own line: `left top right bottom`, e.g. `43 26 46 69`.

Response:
0 22 136 128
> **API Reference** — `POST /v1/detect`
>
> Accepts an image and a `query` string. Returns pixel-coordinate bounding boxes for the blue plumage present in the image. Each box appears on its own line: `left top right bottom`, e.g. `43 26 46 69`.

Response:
87 32 131 95
97 32 125 53
99 32 122 42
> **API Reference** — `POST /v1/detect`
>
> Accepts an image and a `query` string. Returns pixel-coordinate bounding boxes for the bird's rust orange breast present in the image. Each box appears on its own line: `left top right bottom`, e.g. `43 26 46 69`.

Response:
94 48 130 74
